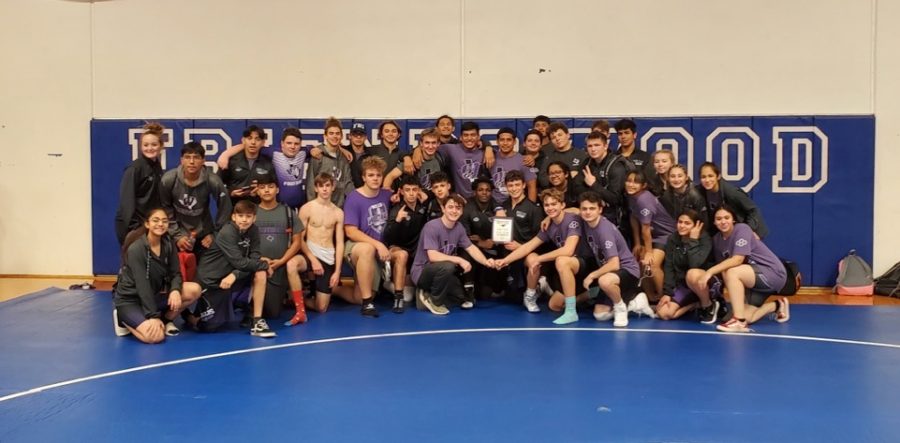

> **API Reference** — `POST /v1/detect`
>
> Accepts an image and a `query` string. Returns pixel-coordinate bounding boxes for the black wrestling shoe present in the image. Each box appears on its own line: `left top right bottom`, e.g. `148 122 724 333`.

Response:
392 295 405 314
361 302 380 318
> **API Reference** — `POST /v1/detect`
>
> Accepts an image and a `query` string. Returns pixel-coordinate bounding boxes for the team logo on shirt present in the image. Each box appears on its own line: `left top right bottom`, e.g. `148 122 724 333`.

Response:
605 240 613 249
568 221 579 229
640 208 651 217
420 168 433 190
736 238 748 247
179 194 198 210
235 167 243 172
516 211 526 218
492 167 507 194
572 159 580 166
460 159 481 182
441 240 456 255
473 217 480 222
587 235 598 252
331 166 342 181
287 163 302 180
255 167 269 175
367 203 388 234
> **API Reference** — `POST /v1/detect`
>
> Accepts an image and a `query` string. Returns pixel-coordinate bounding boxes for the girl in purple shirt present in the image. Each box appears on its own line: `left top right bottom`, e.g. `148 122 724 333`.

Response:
625 171 676 301
692 207 790 333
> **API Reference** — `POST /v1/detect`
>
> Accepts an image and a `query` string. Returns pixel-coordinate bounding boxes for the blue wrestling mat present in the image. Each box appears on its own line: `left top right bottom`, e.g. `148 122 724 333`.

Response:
1 288 898 442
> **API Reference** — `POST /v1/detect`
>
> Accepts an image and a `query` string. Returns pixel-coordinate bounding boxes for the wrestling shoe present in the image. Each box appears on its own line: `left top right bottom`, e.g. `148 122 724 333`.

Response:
112 309 130 337
250 318 276 338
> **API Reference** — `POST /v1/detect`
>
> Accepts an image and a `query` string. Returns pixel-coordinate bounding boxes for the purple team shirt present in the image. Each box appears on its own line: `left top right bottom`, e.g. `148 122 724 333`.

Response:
713 223 787 290
537 212 583 249
344 188 393 241
410 218 473 284
438 143 485 199
273 150 308 208
491 152 536 203
582 217 640 278
629 190 676 245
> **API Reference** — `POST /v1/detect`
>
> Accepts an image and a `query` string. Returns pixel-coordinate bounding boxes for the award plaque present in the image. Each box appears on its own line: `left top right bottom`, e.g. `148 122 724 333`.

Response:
492 217 513 243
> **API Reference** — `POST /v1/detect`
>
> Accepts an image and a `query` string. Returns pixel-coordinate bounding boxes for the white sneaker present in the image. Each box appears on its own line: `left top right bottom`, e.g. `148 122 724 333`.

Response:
523 291 540 313
613 303 628 327
461 300 474 309
112 309 130 337
538 276 553 296
627 292 657 318
402 286 416 303
418 290 448 315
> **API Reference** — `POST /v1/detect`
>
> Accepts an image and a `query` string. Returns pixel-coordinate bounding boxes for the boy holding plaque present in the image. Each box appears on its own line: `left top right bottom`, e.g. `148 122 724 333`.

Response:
495 170 543 297
495 189 593 324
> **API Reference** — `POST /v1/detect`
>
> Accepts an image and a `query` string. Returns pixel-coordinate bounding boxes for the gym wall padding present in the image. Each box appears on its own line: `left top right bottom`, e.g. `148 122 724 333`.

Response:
91 116 875 286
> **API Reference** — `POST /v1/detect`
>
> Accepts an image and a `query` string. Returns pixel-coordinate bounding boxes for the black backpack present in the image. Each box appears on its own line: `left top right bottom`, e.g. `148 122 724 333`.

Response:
874 261 900 298
779 258 802 295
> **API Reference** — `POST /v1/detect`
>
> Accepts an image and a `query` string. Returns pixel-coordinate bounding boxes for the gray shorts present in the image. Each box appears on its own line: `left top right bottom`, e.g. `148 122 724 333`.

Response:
344 240 383 291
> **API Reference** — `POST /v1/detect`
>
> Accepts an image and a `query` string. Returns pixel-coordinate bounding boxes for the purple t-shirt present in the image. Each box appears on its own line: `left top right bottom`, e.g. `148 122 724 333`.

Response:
273 150 308 209
629 190 676 245
582 217 640 278
410 218 473 284
491 152 536 203
713 223 787 290
344 188 393 241
537 212 583 249
438 143 484 199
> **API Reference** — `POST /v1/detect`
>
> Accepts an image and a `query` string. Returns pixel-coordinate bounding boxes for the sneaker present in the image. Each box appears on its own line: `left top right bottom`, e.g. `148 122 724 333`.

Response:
593 307 614 321
774 297 790 323
613 303 628 327
403 286 416 303
463 283 475 300
392 295 405 314
164 321 180 337
699 300 721 325
112 309 130 337
361 302 380 318
250 318 276 338
716 317 750 333
461 300 474 309
415 288 426 311
627 292 656 318
538 276 553 296
418 291 448 316
523 291 540 313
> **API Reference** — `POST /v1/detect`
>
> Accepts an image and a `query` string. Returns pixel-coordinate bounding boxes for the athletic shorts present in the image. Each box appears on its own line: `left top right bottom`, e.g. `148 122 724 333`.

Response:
593 269 641 306
343 240 382 290
547 256 600 295
115 293 167 329
671 284 699 306
747 264 778 307
312 260 337 295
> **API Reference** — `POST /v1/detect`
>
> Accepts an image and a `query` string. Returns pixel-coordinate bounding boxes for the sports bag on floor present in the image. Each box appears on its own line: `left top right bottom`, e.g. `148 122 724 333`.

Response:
834 250 874 296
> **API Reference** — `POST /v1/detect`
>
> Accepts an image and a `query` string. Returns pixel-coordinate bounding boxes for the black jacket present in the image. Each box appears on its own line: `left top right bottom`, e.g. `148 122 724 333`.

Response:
114 234 182 320
196 222 269 288
702 180 769 238
662 233 713 295
115 156 162 244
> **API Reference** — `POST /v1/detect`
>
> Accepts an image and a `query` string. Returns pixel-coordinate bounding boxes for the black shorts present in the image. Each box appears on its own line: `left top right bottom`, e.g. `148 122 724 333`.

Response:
592 269 641 306
313 261 337 295
547 256 599 294
115 293 167 329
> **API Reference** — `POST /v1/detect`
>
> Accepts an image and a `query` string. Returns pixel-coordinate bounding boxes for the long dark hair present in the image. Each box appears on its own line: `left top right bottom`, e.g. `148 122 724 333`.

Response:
120 208 168 265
